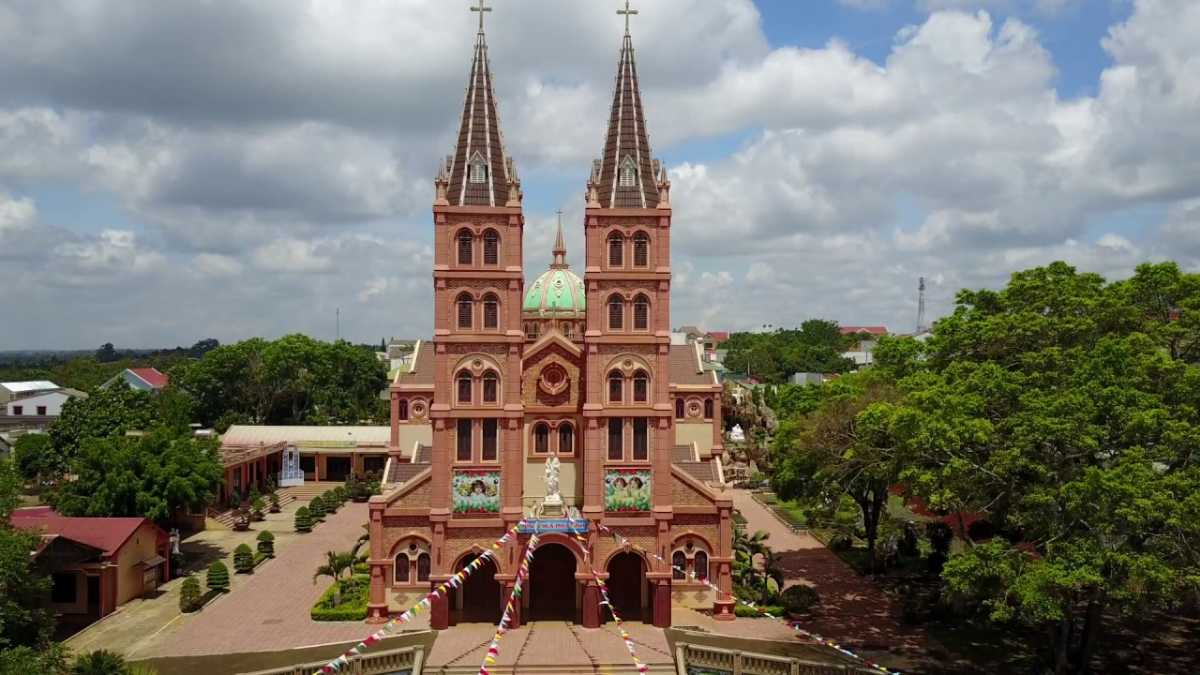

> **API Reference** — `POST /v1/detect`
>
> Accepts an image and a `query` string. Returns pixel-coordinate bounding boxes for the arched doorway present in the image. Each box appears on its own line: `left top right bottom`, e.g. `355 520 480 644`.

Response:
606 552 648 622
529 543 577 621
454 553 501 624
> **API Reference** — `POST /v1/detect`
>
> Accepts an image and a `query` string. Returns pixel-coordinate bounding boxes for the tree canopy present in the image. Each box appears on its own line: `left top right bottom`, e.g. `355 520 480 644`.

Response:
723 319 857 384
0 459 54 658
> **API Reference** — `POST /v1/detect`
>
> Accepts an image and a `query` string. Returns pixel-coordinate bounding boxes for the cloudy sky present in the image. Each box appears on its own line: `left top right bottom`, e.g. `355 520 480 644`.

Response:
2 0 1198 349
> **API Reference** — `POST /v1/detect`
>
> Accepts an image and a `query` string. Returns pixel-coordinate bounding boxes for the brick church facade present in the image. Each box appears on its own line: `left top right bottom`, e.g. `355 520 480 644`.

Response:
366 15 733 629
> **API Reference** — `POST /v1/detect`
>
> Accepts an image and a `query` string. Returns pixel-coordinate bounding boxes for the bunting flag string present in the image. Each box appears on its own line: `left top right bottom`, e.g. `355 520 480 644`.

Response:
478 533 539 675
313 521 525 675
593 523 898 675
572 532 650 674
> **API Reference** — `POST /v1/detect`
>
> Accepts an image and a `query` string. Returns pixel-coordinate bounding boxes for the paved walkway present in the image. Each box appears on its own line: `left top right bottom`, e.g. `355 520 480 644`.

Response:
730 489 924 653
141 502 378 658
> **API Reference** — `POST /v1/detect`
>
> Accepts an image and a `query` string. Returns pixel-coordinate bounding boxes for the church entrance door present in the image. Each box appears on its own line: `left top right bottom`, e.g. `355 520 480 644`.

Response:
454 553 501 624
606 552 647 622
529 543 577 621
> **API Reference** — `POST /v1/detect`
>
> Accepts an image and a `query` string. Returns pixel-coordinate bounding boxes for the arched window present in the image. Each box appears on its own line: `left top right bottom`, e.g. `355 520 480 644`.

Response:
633 418 649 460
534 423 550 454
457 230 473 265
469 152 488 184
694 550 709 582
608 294 624 331
672 551 687 580
456 293 473 330
482 293 499 330
395 553 410 583
399 399 409 421
703 398 714 419
417 553 431 581
483 230 499 266
482 371 499 404
559 424 574 454
482 419 498 461
608 235 624 267
456 419 472 461
633 232 650 267
675 398 684 419
457 373 473 404
633 370 649 403
608 418 624 460
619 155 638 188
525 322 539 340
633 294 650 331
608 372 624 403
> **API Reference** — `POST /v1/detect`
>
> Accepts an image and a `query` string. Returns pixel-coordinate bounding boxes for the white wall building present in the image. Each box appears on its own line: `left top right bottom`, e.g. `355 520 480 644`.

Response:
5 390 76 417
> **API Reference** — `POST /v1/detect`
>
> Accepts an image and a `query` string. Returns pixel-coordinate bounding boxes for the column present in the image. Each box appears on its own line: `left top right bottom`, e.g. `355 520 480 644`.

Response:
504 581 522 629
653 579 671 628
367 505 389 623
582 581 602 628
430 581 450 630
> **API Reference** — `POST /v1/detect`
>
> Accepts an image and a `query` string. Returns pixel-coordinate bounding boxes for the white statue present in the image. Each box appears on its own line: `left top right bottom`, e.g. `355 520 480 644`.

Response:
544 455 561 500
730 424 746 442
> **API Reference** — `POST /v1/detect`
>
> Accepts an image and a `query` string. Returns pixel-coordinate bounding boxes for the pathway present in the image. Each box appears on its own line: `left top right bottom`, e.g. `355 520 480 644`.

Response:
730 489 925 653
140 501 379 658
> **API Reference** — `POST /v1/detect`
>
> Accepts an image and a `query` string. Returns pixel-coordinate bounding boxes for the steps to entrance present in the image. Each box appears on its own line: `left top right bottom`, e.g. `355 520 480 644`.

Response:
278 482 342 502
431 664 676 674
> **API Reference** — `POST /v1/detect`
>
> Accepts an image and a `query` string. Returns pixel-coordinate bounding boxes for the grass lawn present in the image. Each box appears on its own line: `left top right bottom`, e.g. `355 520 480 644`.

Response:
751 492 808 529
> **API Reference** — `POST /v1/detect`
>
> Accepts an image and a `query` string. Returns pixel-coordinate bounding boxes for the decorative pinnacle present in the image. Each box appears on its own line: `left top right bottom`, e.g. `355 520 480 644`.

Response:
552 210 568 268
471 0 492 33
618 0 638 36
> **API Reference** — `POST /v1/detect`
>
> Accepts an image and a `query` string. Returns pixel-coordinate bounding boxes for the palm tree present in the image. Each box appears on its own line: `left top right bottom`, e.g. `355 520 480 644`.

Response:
733 524 783 604
314 550 355 604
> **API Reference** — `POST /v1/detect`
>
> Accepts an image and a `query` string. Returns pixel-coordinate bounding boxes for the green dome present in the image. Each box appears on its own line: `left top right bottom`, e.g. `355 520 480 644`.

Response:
524 268 585 316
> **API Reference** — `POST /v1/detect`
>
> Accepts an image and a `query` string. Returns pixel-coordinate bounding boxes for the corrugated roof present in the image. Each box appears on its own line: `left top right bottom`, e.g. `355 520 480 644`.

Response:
1 381 59 393
669 343 716 386
11 509 156 557
128 368 169 389
840 326 888 336
221 425 391 448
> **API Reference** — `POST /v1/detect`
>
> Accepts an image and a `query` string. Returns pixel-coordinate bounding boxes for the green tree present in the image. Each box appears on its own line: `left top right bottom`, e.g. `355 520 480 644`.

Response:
12 434 58 486
294 506 312 533
771 371 905 572
0 459 56 664
179 576 201 612
894 261 1200 674
0 644 67 675
233 544 255 574
256 530 275 558
48 431 221 523
48 386 159 471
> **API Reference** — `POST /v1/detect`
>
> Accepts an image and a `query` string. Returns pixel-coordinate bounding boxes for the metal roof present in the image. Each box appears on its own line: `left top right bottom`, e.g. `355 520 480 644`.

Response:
0 381 59 394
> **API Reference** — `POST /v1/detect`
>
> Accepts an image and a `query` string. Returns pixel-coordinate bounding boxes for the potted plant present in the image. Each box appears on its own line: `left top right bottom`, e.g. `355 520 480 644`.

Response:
257 530 275 558
250 496 266 522
269 492 281 513
295 506 312 533
309 496 326 522
234 543 255 574
207 561 230 593
232 508 251 532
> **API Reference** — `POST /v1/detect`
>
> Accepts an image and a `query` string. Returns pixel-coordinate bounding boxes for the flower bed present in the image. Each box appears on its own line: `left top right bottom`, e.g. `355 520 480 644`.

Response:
311 575 370 622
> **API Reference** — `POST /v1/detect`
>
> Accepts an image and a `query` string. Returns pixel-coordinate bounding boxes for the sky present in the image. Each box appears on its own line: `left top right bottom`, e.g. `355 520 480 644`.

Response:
2 0 1199 350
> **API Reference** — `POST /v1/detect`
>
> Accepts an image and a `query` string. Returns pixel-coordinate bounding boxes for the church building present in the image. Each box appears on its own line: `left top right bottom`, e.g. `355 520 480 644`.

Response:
366 9 733 629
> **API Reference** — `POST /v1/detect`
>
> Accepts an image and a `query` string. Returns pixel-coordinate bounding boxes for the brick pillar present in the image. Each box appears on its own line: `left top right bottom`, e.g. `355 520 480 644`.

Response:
99 565 118 618
504 581 521 629
582 581 602 628
430 580 450 630
652 579 671 628
367 503 389 623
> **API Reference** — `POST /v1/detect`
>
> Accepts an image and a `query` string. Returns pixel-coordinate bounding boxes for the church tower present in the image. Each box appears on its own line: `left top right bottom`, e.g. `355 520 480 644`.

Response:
580 5 676 625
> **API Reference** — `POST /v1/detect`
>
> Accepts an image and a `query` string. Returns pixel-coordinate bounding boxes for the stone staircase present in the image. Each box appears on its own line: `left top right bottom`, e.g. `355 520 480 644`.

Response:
278 482 342 502
432 664 676 674
209 492 303 529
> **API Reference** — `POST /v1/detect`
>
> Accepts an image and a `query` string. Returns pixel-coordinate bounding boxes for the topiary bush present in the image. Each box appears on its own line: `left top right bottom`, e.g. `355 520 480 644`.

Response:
323 491 339 513
234 543 255 574
309 496 326 522
207 561 230 593
334 486 348 504
780 584 820 616
179 576 201 612
269 492 281 513
256 530 275 558
295 506 312 533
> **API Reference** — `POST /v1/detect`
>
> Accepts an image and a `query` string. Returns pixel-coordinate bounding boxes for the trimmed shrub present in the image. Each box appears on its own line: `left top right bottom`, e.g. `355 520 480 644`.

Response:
309 496 326 522
733 603 784 618
334 486 348 503
269 492 281 513
310 575 370 622
234 543 255 574
295 506 312 533
323 491 339 513
179 576 201 612
827 533 853 551
780 584 820 615
251 496 266 521
207 561 230 593
256 530 276 558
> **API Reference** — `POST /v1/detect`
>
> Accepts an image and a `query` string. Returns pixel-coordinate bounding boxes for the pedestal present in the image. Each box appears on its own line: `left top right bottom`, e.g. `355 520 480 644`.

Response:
582 583 602 628
712 599 736 621
652 581 671 628
542 494 563 517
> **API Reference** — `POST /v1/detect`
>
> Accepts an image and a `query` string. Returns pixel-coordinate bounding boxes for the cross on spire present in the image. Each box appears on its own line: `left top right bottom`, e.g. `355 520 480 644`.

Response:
471 0 492 33
618 0 638 35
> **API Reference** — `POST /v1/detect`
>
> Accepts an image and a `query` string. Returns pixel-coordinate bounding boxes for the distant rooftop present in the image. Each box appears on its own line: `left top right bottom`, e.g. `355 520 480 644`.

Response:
0 381 60 393
840 326 888 336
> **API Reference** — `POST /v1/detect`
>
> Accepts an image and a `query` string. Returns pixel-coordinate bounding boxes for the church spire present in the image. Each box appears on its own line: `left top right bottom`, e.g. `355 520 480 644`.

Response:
436 2 519 208
588 1 661 210
551 210 568 268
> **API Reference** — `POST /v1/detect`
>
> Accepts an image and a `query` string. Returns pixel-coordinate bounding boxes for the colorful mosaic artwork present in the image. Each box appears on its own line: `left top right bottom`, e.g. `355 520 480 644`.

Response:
604 469 651 512
453 470 501 514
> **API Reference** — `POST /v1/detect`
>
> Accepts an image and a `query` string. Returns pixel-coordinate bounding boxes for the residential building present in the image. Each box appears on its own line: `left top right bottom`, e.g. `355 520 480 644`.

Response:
100 368 169 392
0 380 60 407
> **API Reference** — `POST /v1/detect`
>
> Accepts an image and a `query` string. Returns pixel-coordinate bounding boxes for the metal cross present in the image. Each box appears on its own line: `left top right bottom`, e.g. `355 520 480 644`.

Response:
617 0 638 35
471 1 492 33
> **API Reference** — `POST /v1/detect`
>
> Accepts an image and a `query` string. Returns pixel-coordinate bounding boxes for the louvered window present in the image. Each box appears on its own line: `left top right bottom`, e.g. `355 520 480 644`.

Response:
633 418 649 460
608 296 624 331
633 233 649 267
457 375 473 404
483 231 499 265
470 155 488 184
608 236 624 267
609 373 624 403
633 371 648 403
483 297 499 330
457 232 473 265
482 372 498 404
457 294 473 330
633 296 649 331
619 156 638 187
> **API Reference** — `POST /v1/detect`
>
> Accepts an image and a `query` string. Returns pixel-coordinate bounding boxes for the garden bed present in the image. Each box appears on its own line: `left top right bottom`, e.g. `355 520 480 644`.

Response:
751 492 808 530
311 575 370 622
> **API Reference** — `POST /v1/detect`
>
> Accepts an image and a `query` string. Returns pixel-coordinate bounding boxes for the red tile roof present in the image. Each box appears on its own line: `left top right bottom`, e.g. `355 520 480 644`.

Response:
129 368 169 389
839 326 888 336
10 508 157 557
706 331 730 342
